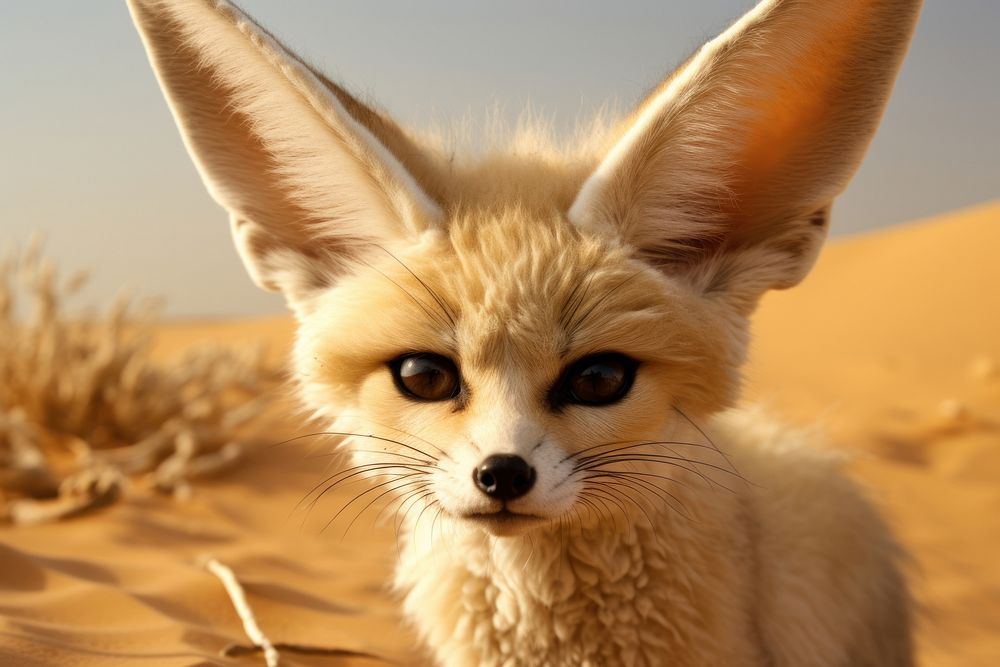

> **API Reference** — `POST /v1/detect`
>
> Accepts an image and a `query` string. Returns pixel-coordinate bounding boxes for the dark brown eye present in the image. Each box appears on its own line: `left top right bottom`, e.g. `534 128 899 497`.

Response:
558 353 637 407
391 353 461 402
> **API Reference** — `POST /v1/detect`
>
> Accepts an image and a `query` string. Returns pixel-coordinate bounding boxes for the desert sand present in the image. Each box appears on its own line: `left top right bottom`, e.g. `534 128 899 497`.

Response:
1 201 998 666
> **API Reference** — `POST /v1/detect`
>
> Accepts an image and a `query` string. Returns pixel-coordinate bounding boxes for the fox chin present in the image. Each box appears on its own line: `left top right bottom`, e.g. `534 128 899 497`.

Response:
128 0 922 665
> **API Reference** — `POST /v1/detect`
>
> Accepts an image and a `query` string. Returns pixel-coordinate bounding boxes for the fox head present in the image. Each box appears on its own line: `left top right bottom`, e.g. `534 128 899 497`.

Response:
129 0 920 536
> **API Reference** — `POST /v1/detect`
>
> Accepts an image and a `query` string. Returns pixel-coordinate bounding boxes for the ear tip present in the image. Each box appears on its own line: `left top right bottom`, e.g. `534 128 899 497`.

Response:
126 0 237 18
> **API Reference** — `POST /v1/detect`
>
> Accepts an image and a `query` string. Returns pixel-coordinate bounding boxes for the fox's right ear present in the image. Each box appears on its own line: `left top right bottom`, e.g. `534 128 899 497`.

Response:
127 0 442 312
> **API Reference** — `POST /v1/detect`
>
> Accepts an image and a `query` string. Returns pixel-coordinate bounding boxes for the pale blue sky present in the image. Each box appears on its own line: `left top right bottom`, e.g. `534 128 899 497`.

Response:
2 1 998 317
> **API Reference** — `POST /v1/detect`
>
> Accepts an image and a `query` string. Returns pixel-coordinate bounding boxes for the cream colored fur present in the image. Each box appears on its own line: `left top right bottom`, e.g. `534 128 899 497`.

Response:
127 1 922 664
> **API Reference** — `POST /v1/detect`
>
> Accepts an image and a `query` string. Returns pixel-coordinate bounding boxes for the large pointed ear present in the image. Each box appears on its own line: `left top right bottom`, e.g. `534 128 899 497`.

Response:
568 0 921 312
126 0 443 310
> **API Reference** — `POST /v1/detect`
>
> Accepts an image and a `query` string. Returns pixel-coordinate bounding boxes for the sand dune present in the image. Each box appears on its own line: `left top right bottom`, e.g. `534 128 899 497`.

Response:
2 201 998 665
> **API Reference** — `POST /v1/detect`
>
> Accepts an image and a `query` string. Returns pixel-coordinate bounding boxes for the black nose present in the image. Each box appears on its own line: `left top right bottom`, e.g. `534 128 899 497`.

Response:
473 455 536 501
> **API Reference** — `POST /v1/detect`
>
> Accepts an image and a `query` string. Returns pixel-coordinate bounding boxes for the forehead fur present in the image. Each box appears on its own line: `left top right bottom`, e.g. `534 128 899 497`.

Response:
296 206 739 415
411 113 614 215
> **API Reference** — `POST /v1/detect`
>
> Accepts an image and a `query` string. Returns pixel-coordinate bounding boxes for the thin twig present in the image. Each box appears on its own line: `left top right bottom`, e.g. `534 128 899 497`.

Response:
202 556 280 667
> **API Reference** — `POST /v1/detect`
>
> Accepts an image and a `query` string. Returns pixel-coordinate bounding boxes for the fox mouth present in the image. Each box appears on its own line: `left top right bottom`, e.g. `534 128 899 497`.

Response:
462 509 546 534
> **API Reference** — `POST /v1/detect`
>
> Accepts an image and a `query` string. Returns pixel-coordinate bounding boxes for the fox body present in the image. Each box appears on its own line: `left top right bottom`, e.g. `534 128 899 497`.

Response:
128 0 921 664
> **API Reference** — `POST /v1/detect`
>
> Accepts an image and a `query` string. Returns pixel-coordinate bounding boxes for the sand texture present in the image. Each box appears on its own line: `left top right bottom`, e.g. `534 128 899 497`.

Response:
1 201 998 666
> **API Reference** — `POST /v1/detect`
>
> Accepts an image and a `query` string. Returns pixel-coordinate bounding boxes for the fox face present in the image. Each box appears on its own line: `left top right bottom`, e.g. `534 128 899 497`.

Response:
127 0 920 537
293 211 736 534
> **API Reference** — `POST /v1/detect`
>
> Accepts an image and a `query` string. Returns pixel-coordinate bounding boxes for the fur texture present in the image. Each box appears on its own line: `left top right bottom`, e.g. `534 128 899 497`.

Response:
127 0 922 664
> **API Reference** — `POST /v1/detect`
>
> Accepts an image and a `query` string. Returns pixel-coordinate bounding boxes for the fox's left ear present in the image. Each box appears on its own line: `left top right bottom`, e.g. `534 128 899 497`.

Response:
569 0 921 312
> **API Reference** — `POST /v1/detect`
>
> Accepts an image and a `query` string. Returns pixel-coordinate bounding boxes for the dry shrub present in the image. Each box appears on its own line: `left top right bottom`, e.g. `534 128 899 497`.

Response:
0 242 284 523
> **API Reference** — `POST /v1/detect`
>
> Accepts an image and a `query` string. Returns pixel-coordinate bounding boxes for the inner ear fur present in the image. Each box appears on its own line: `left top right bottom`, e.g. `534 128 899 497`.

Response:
568 0 922 309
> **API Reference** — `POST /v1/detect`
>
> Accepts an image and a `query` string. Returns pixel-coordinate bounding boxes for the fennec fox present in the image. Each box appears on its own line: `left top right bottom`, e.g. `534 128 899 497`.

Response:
128 0 921 664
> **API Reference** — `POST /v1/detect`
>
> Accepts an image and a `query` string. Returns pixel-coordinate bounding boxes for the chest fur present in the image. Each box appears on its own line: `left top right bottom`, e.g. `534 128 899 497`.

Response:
396 511 762 667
